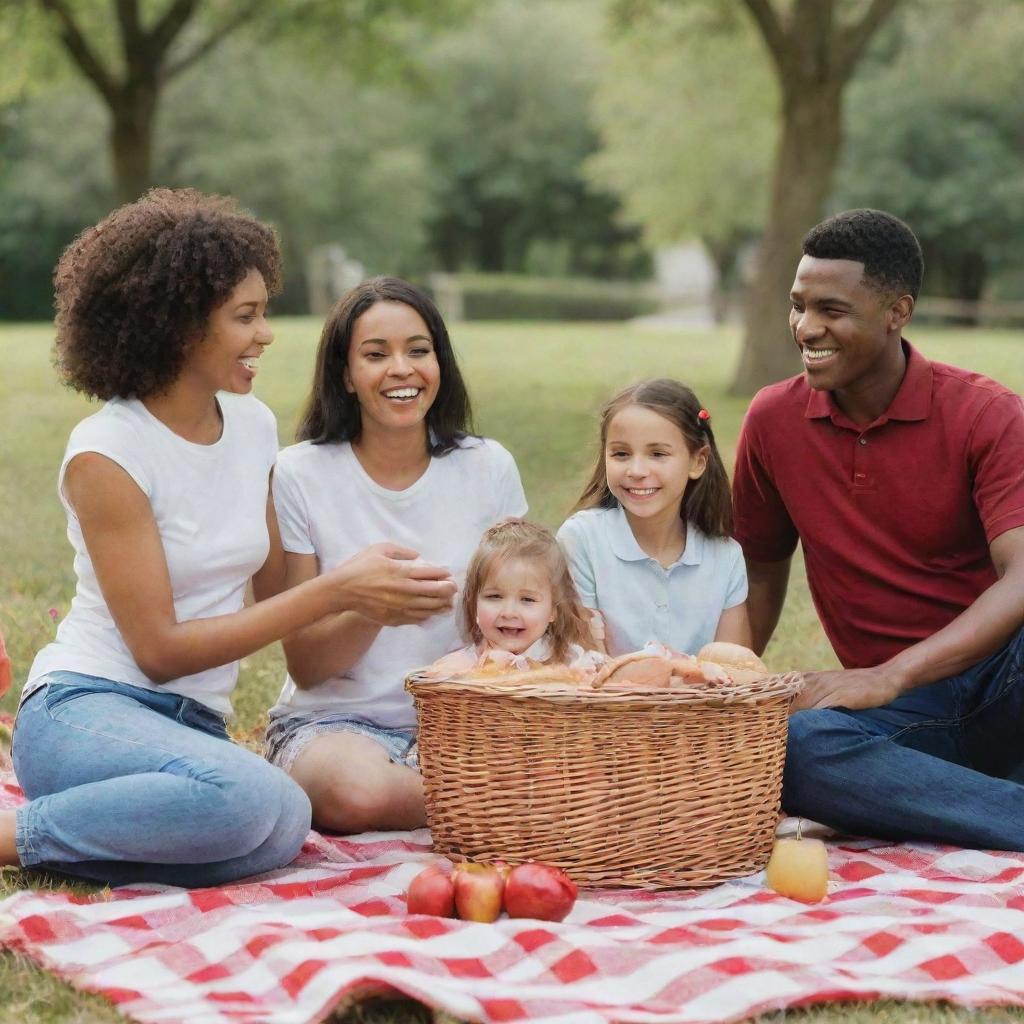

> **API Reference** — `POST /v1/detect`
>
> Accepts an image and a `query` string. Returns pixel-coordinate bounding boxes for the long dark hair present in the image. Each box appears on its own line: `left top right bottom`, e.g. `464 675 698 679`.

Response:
297 276 473 453
573 378 733 538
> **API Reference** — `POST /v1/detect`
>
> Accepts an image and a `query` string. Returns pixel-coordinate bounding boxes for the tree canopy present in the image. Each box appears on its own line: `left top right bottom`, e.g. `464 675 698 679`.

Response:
836 1 1024 306
423 0 646 278
4 0 467 202
588 5 775 295
0 0 648 318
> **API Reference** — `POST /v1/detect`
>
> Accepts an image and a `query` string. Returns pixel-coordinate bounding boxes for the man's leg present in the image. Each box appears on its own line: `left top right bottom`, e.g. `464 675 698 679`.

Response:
784 629 1024 850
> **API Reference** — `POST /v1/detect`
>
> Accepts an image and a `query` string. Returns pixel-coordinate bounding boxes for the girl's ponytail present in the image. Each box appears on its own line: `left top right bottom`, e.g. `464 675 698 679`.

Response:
683 419 733 538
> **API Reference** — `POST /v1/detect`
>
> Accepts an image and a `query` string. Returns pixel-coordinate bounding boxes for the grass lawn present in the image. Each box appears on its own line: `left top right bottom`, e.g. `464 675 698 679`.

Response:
1 318 1023 1024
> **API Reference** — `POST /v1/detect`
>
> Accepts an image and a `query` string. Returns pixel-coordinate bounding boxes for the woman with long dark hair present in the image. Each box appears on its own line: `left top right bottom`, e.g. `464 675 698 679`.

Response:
265 277 527 833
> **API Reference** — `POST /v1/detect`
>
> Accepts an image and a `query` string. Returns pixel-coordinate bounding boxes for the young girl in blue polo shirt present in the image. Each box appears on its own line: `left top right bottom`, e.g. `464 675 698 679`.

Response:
557 378 751 658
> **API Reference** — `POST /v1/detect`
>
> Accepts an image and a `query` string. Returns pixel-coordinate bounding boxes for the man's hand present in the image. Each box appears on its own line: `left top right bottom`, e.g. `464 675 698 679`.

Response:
792 665 904 712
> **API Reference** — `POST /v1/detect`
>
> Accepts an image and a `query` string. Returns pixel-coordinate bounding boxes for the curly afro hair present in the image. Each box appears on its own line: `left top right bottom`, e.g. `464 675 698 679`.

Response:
54 188 282 400
802 209 924 301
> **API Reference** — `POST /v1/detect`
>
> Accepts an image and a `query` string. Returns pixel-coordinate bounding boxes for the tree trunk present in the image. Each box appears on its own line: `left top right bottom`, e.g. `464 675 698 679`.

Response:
110 85 158 205
943 249 987 325
478 209 508 272
954 251 986 303
703 236 740 326
729 85 843 394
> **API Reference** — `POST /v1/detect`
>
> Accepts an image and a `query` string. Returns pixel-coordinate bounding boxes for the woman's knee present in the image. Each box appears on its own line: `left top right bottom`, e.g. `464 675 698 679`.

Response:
195 752 305 861
240 772 312 874
271 773 313 860
310 774 389 834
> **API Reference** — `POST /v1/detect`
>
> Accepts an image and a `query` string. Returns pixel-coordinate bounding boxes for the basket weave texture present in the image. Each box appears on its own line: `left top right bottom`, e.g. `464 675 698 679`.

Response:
406 671 803 889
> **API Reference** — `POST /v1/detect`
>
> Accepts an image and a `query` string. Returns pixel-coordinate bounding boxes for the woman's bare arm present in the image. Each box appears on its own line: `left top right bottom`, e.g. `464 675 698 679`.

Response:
279 552 386 688
65 453 455 683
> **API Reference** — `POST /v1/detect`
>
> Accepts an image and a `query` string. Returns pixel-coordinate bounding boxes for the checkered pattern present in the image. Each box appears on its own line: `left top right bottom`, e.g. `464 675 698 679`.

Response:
2 772 1024 1024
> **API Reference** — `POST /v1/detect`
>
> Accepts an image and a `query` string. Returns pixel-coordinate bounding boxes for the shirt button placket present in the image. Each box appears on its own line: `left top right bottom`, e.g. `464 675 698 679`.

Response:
854 433 869 487
654 565 670 642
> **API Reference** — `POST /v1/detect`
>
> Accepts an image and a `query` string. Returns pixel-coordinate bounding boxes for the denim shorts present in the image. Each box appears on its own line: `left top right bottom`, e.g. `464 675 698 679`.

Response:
265 711 418 773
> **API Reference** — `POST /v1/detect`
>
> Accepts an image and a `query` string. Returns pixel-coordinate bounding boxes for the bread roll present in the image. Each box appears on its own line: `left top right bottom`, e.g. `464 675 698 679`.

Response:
460 661 587 685
697 642 767 674
593 651 672 689
604 657 673 688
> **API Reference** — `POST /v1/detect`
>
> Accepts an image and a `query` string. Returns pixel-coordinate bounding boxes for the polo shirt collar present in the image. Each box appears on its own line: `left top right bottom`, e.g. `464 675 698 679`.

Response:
804 339 933 425
609 504 704 567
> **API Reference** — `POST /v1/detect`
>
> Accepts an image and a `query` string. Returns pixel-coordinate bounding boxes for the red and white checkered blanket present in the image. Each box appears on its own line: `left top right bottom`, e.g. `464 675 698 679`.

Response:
2 772 1024 1024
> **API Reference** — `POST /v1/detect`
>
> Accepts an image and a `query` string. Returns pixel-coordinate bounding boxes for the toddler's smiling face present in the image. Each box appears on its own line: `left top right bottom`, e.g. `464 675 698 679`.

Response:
475 557 554 655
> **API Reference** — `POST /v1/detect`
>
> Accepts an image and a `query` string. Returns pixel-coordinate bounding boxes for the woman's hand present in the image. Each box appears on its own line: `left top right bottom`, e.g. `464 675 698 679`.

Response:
327 543 457 626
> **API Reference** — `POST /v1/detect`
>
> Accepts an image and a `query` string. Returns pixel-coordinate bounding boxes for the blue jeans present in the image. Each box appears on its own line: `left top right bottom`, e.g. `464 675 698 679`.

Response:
12 673 312 887
784 628 1024 850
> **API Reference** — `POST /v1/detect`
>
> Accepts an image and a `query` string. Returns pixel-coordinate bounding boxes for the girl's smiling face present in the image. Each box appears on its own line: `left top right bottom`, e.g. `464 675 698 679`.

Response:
343 300 440 437
604 404 707 525
475 557 555 655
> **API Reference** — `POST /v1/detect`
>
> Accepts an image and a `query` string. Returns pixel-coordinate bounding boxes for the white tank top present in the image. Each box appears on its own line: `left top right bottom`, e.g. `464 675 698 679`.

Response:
25 393 278 715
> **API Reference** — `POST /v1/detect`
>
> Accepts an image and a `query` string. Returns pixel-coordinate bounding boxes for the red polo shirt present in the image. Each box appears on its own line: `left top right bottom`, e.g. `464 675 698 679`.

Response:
733 341 1024 669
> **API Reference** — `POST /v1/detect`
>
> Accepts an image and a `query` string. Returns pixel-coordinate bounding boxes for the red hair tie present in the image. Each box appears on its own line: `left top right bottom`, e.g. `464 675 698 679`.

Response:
697 408 711 427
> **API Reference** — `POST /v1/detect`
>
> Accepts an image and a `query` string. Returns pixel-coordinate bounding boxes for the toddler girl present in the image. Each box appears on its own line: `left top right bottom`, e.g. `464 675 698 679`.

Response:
558 378 751 658
424 519 604 680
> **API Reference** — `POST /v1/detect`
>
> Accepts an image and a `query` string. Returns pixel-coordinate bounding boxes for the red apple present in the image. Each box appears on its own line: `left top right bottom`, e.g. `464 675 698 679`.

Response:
453 862 505 922
504 862 577 922
406 865 455 917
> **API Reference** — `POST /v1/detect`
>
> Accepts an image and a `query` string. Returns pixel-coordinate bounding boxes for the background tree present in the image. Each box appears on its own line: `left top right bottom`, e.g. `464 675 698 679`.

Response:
0 37 434 317
609 0 904 390
836 1 1024 316
160 39 434 310
2 0 463 204
587 5 776 319
729 0 903 393
423 0 647 279
0 89 110 318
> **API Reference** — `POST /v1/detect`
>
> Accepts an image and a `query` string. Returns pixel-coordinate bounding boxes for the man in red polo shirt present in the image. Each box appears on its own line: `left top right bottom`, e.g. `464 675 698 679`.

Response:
733 209 1024 849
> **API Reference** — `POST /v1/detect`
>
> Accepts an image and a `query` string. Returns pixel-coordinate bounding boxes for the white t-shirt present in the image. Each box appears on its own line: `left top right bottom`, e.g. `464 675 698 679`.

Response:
270 436 528 728
26 394 278 715
557 505 747 657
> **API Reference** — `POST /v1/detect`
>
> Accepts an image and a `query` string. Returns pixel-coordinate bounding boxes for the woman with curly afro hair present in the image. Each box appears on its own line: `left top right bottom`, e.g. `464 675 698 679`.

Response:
0 189 457 887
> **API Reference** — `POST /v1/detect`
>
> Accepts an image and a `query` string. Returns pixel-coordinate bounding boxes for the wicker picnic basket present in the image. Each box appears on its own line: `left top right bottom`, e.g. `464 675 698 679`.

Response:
405 670 803 889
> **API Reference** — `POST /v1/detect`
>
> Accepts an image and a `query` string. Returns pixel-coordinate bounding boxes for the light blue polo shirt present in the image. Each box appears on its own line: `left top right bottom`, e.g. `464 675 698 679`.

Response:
556 505 748 657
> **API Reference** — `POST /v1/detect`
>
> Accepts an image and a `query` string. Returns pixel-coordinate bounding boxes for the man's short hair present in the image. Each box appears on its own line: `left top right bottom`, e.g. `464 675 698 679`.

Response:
802 209 924 300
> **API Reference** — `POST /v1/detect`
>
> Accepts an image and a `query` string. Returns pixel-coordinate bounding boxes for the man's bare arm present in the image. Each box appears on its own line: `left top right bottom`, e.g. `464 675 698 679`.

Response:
745 556 792 656
887 525 1024 688
796 526 1024 711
